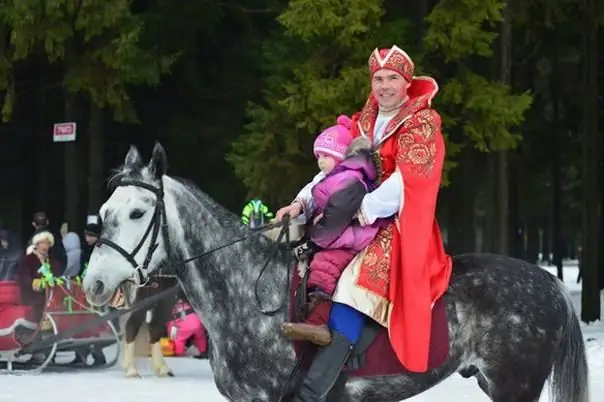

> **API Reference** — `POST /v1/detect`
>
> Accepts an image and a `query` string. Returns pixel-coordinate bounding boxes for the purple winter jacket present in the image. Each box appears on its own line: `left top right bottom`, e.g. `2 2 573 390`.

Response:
308 150 384 252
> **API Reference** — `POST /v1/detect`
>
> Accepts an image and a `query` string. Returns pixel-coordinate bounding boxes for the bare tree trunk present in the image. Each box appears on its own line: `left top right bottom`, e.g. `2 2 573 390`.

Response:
494 0 512 254
63 90 80 233
551 42 564 280
414 0 428 47
579 0 600 323
87 104 104 212
447 147 476 254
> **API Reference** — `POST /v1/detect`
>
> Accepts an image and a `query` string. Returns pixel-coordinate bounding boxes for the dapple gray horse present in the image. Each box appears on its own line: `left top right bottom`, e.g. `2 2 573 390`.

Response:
83 143 589 402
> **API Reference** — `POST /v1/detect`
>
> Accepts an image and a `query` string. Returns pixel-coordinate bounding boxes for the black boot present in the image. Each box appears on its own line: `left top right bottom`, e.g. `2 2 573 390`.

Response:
293 331 353 401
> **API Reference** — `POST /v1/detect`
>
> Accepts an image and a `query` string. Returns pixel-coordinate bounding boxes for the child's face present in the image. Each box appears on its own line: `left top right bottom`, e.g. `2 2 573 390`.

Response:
317 154 338 174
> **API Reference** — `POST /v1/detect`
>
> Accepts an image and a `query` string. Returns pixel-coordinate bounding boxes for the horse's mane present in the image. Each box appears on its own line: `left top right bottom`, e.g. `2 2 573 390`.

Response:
170 176 249 237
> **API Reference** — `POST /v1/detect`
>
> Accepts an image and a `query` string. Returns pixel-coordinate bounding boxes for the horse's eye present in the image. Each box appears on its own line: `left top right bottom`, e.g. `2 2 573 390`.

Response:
129 209 145 220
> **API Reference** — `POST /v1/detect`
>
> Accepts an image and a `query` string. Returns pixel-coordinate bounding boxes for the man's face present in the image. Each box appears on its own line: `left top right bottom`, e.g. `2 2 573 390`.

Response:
371 69 410 110
0 240 8 249
85 234 99 246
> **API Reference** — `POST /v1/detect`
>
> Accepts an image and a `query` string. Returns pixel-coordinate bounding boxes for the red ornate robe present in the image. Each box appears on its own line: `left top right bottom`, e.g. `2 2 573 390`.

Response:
332 77 452 373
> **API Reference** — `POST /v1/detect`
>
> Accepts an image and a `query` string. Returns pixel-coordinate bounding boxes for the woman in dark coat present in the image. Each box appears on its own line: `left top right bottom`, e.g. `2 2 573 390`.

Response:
19 230 61 321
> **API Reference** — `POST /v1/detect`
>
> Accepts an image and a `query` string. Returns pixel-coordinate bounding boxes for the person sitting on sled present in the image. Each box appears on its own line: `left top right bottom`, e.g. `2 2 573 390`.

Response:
168 291 208 358
280 115 385 344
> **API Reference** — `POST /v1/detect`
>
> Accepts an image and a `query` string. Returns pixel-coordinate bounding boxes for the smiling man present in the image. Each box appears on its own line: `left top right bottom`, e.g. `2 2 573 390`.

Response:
280 44 451 401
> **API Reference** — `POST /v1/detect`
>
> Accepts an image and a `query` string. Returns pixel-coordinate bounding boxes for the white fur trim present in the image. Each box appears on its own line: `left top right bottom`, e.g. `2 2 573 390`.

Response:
0 317 38 336
31 231 55 247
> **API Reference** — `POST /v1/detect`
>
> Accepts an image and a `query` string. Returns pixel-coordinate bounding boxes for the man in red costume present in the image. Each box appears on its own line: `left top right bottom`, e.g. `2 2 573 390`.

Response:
276 44 452 400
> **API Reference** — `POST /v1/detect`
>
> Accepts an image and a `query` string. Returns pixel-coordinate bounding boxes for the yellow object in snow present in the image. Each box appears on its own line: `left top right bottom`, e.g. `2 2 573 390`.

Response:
148 337 175 357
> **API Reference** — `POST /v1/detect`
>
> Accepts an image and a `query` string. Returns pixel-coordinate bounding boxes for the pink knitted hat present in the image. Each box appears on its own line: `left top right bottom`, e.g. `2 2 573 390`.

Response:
313 115 353 161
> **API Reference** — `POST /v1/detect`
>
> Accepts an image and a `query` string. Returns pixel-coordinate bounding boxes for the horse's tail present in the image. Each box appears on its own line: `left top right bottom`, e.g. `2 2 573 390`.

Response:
549 281 589 402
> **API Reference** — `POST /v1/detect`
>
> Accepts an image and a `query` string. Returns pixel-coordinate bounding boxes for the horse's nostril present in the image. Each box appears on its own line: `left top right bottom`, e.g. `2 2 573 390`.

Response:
93 280 105 296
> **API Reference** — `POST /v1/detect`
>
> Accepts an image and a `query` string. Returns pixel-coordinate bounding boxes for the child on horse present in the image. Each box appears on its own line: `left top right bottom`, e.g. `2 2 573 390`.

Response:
281 115 384 344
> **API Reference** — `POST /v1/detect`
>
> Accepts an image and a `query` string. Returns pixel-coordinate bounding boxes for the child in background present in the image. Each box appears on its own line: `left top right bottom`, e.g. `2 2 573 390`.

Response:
167 291 207 357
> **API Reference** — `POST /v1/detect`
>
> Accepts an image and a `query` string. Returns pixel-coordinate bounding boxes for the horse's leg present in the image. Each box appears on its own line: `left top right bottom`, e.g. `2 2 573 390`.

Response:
123 311 145 378
149 305 174 377
478 365 549 402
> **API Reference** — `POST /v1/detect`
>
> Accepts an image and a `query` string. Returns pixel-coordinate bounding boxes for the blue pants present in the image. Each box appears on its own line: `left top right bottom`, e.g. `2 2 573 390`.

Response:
328 302 365 343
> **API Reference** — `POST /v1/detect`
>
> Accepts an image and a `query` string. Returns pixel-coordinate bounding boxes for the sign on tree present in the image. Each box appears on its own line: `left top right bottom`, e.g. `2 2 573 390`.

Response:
53 122 77 142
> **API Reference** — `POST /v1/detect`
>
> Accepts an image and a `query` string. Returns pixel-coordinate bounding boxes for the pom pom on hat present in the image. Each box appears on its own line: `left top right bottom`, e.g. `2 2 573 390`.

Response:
335 115 352 129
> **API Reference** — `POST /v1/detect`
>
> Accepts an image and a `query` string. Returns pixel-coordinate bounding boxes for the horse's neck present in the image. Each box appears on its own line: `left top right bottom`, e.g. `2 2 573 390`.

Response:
169 182 293 360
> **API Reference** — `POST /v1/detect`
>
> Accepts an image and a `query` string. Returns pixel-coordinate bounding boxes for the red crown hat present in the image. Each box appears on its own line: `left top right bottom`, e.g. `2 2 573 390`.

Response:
368 45 415 82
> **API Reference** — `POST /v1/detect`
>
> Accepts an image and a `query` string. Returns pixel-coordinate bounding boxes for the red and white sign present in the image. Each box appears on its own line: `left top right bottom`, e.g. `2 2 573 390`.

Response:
53 122 77 142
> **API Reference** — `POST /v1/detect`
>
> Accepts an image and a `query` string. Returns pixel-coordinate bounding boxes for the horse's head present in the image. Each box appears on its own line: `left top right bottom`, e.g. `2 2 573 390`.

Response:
83 143 172 307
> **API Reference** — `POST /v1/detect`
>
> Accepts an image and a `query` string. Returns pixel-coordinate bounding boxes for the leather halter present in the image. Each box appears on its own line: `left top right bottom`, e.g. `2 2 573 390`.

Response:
97 179 171 286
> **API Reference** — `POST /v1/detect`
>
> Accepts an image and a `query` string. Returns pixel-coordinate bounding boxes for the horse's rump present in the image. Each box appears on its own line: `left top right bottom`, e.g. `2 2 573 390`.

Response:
289 262 449 377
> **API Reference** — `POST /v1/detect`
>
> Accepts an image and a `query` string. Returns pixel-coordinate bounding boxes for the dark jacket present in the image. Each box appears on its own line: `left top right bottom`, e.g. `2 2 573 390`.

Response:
28 226 67 274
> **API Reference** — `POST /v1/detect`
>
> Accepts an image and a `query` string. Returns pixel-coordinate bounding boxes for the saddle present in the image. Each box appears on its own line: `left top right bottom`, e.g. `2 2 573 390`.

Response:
291 242 380 370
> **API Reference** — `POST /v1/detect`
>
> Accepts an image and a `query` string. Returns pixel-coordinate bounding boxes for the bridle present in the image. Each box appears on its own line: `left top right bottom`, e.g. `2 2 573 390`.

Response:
94 175 294 317
97 178 171 286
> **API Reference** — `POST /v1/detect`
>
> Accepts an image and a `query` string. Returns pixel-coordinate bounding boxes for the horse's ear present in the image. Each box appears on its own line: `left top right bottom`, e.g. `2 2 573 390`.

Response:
124 145 143 168
148 142 168 179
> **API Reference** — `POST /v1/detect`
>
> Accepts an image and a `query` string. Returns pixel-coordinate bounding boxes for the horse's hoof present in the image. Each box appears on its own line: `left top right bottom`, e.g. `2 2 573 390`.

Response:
125 371 141 378
154 366 174 377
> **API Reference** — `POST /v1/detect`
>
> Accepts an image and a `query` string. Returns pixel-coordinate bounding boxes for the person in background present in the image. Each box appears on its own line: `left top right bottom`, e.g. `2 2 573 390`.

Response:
20 230 62 364
21 232 62 319
71 214 106 366
80 215 102 277
29 212 67 272
61 223 82 278
167 290 208 358
0 229 23 280
241 199 273 229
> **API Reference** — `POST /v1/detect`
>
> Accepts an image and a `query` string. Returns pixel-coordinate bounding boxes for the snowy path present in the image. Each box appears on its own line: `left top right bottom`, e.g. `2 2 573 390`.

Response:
2 264 602 401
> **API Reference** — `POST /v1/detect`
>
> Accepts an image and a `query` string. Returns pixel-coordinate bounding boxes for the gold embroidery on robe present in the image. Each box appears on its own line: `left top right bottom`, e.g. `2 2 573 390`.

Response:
355 222 393 297
396 109 438 178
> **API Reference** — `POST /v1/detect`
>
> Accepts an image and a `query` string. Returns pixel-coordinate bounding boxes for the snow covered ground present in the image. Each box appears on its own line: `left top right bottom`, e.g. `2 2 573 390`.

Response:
2 263 602 401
